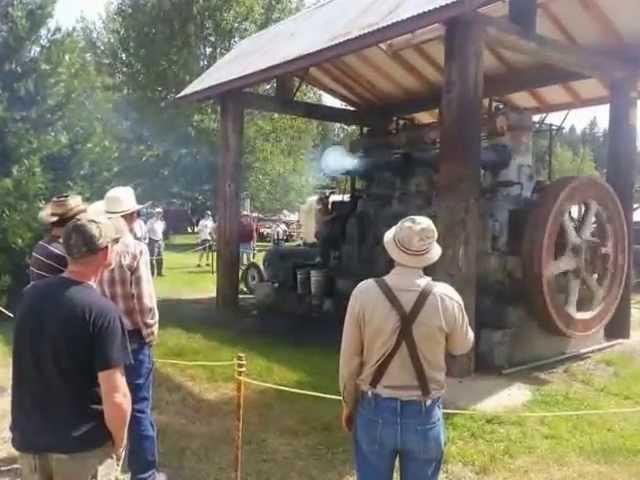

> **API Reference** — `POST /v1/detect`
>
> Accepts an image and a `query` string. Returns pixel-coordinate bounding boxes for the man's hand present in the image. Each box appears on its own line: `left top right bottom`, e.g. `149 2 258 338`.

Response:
341 405 354 433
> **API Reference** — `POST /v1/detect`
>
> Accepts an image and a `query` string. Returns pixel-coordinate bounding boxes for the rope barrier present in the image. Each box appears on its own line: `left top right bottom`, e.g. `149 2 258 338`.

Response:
155 355 640 417
156 358 236 367
241 376 343 401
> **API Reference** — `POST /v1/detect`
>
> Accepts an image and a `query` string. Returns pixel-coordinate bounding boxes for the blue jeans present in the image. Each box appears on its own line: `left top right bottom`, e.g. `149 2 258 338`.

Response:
125 338 159 480
354 392 445 480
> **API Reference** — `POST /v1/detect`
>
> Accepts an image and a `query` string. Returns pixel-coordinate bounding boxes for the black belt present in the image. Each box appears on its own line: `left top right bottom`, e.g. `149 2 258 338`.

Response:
128 329 146 347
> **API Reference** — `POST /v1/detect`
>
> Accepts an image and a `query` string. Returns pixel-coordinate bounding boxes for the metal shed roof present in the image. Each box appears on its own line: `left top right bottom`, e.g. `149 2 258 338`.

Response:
178 0 640 121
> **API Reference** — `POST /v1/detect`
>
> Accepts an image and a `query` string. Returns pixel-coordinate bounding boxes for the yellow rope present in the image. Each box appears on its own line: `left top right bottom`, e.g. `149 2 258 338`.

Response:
156 357 640 417
242 376 343 400
157 359 236 367
240 375 640 417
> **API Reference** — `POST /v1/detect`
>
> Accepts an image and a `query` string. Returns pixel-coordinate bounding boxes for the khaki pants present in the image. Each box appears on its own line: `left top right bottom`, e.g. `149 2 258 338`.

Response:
19 443 118 480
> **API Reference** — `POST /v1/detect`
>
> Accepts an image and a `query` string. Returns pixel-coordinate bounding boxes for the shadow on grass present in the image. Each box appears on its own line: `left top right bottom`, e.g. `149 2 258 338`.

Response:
154 369 352 480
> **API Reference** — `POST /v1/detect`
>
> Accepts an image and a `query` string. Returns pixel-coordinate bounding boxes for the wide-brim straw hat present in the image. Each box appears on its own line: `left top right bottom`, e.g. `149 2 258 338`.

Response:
89 186 150 218
383 216 442 269
38 194 88 224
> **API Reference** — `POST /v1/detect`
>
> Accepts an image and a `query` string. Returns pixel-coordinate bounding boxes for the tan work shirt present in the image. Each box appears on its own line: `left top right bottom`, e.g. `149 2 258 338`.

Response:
339 266 474 411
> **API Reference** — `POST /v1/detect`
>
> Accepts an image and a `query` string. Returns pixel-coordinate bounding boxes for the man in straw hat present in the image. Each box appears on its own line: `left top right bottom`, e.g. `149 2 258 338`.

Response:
339 216 474 480
12 214 132 480
91 186 165 480
30 194 88 282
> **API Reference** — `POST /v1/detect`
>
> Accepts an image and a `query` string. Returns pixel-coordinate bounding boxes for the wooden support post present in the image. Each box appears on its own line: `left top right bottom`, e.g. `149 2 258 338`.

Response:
605 77 638 339
217 92 244 308
276 75 296 99
436 15 485 377
509 0 537 36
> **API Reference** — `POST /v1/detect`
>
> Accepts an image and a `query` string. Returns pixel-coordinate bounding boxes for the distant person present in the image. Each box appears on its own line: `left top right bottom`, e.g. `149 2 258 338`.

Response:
12 215 132 480
239 212 256 266
271 222 286 246
315 193 337 266
91 186 165 480
29 194 87 282
147 209 166 277
339 216 474 480
197 211 215 267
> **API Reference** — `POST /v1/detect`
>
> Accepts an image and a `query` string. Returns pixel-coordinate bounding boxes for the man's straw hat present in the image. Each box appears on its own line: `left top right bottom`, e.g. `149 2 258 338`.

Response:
38 194 87 224
383 216 442 268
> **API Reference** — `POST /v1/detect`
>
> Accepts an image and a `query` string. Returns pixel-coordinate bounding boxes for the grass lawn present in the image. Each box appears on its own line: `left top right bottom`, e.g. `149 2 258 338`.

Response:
148 236 640 479
1 236 639 478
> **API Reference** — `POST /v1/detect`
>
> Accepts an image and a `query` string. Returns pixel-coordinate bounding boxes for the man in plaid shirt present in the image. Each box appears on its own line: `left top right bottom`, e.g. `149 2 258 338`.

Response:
92 186 165 480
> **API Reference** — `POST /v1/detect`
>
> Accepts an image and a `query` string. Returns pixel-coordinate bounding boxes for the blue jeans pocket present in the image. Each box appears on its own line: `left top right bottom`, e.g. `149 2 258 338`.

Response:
414 420 445 460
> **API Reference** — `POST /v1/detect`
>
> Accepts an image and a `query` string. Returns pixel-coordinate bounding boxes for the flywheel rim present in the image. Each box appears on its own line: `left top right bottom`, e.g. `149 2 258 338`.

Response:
522 176 628 337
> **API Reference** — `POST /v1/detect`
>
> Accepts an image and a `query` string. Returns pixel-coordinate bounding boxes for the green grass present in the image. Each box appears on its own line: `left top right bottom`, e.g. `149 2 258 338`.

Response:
3 240 640 479
150 278 640 479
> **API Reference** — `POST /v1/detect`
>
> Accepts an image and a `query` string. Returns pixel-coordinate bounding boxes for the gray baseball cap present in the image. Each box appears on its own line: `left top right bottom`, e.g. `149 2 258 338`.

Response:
63 215 124 260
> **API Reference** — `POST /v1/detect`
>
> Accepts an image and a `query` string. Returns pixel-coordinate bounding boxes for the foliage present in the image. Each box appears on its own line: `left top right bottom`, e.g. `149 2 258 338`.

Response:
83 0 315 215
552 144 598 179
0 0 56 305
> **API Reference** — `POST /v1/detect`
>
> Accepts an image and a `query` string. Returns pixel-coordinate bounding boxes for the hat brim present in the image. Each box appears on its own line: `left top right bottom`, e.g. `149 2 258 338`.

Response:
38 203 87 224
88 200 150 218
383 225 442 269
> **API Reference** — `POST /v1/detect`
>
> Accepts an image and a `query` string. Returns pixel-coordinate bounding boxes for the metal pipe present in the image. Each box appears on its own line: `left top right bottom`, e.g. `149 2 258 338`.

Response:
501 340 625 375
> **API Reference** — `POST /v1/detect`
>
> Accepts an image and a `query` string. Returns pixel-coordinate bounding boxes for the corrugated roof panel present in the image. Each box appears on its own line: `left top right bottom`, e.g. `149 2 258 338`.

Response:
178 0 472 100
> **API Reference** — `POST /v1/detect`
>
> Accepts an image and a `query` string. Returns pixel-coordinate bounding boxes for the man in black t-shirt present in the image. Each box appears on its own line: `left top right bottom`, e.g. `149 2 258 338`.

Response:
12 215 132 480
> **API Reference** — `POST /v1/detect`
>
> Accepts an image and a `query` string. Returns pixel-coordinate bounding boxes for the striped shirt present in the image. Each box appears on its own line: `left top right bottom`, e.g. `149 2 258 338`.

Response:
97 234 159 343
29 238 68 282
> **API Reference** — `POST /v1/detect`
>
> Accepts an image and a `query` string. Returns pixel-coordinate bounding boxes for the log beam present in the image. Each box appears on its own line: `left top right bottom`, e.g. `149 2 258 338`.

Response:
238 91 376 126
479 13 637 81
275 75 296 99
605 77 638 339
368 68 587 118
436 15 484 377
217 92 244 308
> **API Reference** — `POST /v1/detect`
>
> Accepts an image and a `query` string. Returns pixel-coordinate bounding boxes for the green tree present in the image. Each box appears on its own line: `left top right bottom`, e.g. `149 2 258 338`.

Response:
0 0 56 305
84 0 318 214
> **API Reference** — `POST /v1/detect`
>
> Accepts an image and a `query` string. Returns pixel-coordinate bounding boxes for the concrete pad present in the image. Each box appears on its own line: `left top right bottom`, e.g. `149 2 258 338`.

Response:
444 374 532 412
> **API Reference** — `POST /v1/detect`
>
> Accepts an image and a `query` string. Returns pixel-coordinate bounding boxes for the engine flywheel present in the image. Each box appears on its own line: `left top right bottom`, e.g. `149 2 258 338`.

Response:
522 176 628 337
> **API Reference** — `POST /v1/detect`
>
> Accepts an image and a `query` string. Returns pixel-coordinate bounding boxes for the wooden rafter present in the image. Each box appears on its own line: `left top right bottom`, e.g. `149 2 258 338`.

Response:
540 2 608 93
367 68 588 118
540 3 579 45
238 91 373 125
486 44 549 107
413 44 445 76
528 95 611 115
578 0 625 45
380 47 436 89
354 51 415 98
317 63 380 105
304 69 364 108
479 13 637 81
330 59 387 104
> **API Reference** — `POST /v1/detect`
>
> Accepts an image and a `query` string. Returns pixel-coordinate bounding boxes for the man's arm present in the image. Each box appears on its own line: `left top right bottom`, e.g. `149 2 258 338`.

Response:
98 367 131 454
445 298 475 356
131 246 159 341
339 285 364 430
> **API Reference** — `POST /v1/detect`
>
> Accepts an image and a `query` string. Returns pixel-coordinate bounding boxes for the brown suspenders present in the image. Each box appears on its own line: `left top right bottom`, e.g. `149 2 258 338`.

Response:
370 278 434 398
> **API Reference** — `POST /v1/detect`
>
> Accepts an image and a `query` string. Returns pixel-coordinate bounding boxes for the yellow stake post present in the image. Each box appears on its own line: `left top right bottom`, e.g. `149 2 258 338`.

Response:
234 353 247 480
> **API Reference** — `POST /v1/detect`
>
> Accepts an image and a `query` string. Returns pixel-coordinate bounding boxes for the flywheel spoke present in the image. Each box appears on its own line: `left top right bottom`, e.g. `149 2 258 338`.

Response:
580 270 605 307
579 201 598 239
563 213 581 246
549 255 578 276
566 274 581 315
